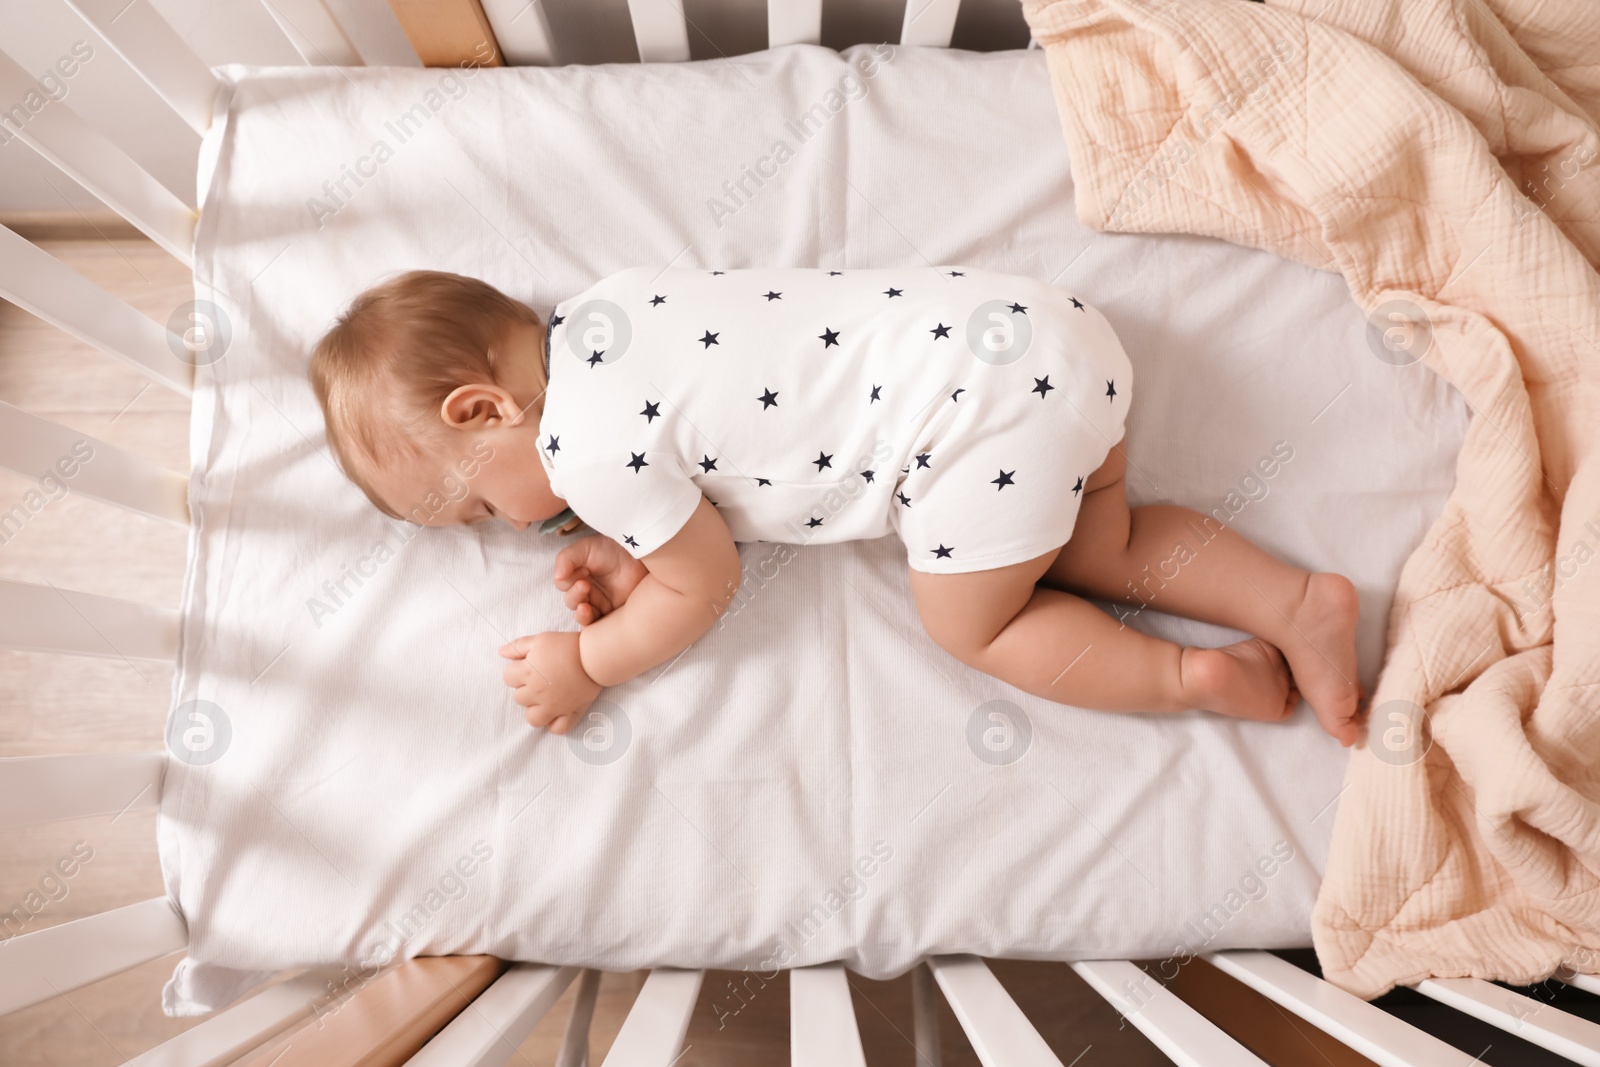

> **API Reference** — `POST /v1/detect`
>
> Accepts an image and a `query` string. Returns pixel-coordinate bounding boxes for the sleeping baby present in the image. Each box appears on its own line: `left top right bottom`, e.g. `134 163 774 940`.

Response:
310 268 1362 746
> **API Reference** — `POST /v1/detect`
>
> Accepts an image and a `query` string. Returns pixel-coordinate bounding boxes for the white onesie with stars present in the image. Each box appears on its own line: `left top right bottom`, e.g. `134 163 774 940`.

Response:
539 266 1131 574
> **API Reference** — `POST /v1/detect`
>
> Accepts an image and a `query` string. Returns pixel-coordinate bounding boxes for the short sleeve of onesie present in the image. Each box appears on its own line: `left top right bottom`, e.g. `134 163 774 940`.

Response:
546 449 702 558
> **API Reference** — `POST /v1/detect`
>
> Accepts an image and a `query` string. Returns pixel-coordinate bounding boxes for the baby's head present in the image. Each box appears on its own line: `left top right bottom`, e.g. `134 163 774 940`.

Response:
310 271 565 528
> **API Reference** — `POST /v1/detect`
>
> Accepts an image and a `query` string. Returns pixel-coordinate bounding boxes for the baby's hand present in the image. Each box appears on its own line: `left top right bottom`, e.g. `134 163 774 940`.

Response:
553 535 649 626
498 632 601 734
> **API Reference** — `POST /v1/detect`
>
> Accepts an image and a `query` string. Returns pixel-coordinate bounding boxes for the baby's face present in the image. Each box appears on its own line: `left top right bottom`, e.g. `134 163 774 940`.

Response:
361 324 564 529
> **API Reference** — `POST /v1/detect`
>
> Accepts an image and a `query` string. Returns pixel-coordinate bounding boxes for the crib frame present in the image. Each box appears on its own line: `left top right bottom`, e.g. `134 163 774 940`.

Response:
4 1 1600 1063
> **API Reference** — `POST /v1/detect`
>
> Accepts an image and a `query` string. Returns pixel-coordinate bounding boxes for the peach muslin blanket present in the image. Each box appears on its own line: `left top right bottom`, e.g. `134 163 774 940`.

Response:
1020 0 1600 995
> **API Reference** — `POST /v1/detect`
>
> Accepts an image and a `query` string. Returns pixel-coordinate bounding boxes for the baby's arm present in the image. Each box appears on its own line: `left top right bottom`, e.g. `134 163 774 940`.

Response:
576 497 741 685
501 498 740 731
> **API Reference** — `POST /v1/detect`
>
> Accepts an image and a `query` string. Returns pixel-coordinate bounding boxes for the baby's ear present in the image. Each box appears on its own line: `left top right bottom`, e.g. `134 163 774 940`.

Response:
440 383 517 428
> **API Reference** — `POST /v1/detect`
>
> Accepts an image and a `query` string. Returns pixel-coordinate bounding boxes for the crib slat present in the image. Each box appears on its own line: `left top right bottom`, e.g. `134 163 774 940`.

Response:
790 963 866 1066
1072 960 1269 1067
480 0 557 64
555 969 602 1067
258 0 364 65
0 225 192 395
927 956 1061 1066
0 52 195 264
234 956 503 1067
1208 951 1480 1067
912 962 943 1066
601 968 703 1066
405 964 578 1066
0 578 179 661
768 0 822 47
125 971 329 1067
61 0 220 135
0 401 189 524
900 0 960 47
626 0 691 62
0 897 186 1017
0 752 164 828
1415 976 1600 1066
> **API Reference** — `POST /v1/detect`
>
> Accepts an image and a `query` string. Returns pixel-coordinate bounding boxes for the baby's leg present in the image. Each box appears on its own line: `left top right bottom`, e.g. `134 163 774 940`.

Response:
908 551 1296 722
1044 448 1361 744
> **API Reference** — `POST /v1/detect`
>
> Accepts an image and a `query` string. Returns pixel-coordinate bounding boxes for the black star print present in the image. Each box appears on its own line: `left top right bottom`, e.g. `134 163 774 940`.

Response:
813 452 833 471
933 544 954 559
948 270 965 277
901 465 910 474
544 435 560 455
549 313 564 327
1071 297 1085 311
624 535 639 548
588 350 605 366
709 270 725 275
758 388 779 409
756 478 772 486
699 455 718 473
1033 376 1055 398
699 331 719 349
828 270 843 276
915 452 932 468
640 400 661 423
992 469 1015 490
897 491 912 507
650 295 667 306
763 291 782 301
869 384 882 402
626 453 648 473
930 323 951 339
819 327 840 348
884 287 903 298
806 517 823 528
950 388 965 403
861 470 875 483
1106 379 1117 402
1009 302 1028 314
1072 476 1084 496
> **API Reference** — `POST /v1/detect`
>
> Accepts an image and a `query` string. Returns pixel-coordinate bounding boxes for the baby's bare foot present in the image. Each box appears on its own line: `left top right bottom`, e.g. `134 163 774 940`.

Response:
1180 638 1296 723
1283 572 1362 746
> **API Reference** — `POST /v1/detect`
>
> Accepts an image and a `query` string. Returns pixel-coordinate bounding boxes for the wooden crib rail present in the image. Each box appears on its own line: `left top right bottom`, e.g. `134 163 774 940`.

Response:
123 970 331 1067
406 964 579 1065
0 400 189 523
0 224 193 395
0 896 186 1017
1415 977 1600 1065
1073 959 1269 1066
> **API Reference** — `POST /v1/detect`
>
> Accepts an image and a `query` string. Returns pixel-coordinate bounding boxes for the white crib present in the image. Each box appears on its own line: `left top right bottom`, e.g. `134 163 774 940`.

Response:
3 1 1600 1064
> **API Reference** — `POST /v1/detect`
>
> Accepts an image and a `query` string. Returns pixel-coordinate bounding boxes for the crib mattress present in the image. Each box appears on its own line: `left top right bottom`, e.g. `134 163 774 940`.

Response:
161 44 1470 1013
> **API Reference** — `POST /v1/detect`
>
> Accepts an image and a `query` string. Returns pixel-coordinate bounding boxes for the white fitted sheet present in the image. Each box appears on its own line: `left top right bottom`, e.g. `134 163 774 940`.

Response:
160 44 1470 1014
